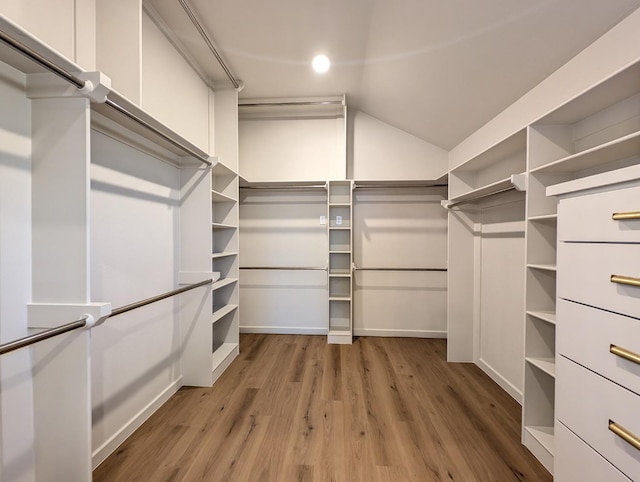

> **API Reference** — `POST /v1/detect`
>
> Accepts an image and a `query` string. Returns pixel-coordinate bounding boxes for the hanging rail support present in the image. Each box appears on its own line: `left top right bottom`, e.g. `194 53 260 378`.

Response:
0 317 88 357
109 279 213 318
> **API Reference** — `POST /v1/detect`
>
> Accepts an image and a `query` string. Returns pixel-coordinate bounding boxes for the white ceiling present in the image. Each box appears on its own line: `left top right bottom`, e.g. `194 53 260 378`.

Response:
148 0 640 150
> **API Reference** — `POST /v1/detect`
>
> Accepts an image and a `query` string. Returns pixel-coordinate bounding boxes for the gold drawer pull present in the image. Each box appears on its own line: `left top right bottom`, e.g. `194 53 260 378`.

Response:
610 345 640 365
609 421 640 451
612 211 640 221
611 275 640 288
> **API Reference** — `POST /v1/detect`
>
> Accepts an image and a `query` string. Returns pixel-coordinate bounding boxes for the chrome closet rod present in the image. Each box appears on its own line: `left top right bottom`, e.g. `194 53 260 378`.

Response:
353 183 448 189
240 267 328 271
0 279 213 357
103 99 212 166
177 0 239 89
240 185 327 190
0 29 86 88
446 186 516 208
354 267 447 272
110 279 213 317
240 100 343 108
0 317 88 357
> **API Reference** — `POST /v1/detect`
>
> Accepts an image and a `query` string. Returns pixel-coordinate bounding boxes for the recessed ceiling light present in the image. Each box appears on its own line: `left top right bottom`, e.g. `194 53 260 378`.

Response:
312 54 331 74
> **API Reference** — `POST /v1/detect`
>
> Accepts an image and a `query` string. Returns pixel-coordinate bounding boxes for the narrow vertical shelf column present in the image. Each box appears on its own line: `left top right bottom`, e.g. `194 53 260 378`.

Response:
328 180 353 344
211 88 240 379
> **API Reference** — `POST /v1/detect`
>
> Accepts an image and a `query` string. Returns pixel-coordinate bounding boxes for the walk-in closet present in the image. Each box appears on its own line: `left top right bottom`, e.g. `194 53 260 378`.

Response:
1 1 640 481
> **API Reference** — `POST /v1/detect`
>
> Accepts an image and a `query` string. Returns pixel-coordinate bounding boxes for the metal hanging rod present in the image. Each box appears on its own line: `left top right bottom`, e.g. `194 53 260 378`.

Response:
240 267 328 271
0 279 212 357
353 183 448 189
444 186 517 209
110 278 213 317
0 29 86 88
177 0 239 90
103 99 212 166
0 317 88 357
240 185 327 191
240 100 343 108
354 267 448 272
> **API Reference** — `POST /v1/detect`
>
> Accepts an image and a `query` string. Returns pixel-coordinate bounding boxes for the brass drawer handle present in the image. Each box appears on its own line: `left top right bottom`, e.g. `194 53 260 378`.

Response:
610 345 640 365
612 211 640 221
609 421 640 451
611 275 640 288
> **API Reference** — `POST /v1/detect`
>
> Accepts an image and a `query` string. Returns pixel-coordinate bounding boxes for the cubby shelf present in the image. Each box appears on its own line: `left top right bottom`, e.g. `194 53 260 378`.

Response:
211 343 238 370
212 304 238 324
530 130 640 174
524 426 555 455
527 263 557 272
528 214 558 223
212 278 238 291
211 190 237 203
212 252 238 259
526 357 556 378
212 222 237 230
526 310 556 325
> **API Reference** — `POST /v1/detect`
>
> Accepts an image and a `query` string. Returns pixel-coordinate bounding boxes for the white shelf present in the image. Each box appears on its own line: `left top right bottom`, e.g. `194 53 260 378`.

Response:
212 304 238 324
329 273 352 278
528 214 558 223
212 222 237 230
211 190 236 203
447 173 527 206
452 130 526 172
527 310 556 325
329 296 351 301
524 426 555 456
212 278 238 291
526 357 556 378
527 263 557 272
329 203 351 207
329 226 351 231
212 251 238 259
212 161 237 177
531 130 640 174
329 250 350 254
239 179 326 189
212 343 238 371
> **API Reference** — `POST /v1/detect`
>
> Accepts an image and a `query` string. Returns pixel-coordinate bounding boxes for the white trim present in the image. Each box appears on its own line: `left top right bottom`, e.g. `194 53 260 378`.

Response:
353 328 447 339
477 358 523 404
239 326 327 335
91 377 182 470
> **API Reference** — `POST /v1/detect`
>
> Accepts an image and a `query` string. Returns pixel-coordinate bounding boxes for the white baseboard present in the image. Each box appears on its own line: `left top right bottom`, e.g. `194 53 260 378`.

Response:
91 377 182 470
477 358 523 404
240 326 327 335
353 328 447 339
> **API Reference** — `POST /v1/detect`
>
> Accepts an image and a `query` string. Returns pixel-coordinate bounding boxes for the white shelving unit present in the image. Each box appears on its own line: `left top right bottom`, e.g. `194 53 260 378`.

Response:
522 60 640 474
328 180 353 344
211 88 241 382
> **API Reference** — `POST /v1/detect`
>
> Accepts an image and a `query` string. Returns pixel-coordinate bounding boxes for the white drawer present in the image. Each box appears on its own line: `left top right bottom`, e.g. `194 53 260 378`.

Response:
557 356 640 481
558 299 640 396
555 421 631 482
558 184 640 242
557 242 640 319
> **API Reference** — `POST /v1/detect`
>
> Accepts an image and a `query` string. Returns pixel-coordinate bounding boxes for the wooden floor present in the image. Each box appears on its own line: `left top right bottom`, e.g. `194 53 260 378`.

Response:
93 335 551 482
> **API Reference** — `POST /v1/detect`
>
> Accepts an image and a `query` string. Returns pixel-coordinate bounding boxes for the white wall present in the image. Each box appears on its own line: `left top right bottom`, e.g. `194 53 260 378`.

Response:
350 111 448 180
239 117 345 181
90 131 182 467
141 11 210 152
0 61 35 482
353 186 448 337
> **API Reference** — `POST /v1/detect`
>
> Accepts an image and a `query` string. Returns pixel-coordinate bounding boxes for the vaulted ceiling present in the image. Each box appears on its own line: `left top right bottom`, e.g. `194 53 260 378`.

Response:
148 0 640 150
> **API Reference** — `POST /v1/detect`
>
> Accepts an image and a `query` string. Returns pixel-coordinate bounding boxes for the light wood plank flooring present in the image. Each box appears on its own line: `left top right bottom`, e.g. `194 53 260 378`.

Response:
93 335 551 481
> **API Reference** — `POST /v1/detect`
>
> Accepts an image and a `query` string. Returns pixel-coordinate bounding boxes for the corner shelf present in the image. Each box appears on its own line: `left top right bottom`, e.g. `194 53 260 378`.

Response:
212 304 238 324
526 310 556 325
526 357 556 378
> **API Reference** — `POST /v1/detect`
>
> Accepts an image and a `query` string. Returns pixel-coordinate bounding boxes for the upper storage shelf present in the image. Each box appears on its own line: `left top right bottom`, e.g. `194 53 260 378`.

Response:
0 15 214 168
528 62 640 175
448 129 527 203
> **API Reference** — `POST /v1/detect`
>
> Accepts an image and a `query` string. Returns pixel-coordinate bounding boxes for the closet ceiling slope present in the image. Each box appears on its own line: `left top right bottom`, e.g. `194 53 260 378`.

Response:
147 0 640 151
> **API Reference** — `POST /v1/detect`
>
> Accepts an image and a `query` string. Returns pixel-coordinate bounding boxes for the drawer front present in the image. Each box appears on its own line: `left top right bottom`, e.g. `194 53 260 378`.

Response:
555 422 631 482
558 185 640 242
558 299 640 396
557 356 640 480
557 242 640 319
